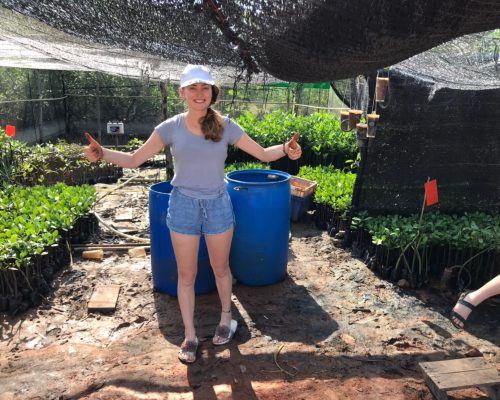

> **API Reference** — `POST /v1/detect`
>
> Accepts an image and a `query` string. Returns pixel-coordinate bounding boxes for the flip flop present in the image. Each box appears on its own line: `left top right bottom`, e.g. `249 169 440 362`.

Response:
178 337 199 364
213 319 238 346
450 292 476 330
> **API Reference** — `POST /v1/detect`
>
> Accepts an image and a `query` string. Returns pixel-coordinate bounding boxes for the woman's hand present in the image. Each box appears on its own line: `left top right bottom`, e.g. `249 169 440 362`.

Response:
285 132 302 160
83 132 103 163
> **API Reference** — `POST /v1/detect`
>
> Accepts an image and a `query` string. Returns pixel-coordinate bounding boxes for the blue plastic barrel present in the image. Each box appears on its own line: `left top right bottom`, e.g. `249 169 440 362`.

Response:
226 169 291 286
149 181 216 296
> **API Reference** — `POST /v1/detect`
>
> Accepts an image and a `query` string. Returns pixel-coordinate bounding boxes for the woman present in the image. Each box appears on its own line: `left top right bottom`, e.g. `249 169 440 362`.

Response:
84 64 302 363
450 275 500 330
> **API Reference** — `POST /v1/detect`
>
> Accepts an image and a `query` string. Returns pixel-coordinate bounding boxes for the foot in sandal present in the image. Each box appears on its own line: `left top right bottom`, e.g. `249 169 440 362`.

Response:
178 337 199 364
213 319 238 345
450 292 476 330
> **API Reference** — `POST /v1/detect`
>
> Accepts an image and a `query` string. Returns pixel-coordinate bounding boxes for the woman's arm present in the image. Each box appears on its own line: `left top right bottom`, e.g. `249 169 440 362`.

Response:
84 131 165 168
234 132 302 163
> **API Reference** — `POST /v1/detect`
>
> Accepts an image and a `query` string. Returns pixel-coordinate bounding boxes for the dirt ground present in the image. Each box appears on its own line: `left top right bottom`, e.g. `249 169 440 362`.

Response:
1 169 499 400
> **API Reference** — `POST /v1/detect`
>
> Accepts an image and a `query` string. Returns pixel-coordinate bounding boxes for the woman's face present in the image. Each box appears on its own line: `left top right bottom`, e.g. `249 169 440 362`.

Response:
180 83 213 111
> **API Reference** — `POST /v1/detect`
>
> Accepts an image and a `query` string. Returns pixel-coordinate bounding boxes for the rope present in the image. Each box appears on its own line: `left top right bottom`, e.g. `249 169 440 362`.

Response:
92 173 150 243
94 173 142 205
94 212 150 244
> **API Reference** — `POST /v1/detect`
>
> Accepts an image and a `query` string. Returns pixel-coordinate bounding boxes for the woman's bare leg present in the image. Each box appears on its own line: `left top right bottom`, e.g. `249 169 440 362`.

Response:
205 226 234 335
170 231 200 342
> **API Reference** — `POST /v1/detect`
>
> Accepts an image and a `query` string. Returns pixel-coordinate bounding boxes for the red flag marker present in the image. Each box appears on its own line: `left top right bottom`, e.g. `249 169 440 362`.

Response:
424 179 439 206
5 125 16 137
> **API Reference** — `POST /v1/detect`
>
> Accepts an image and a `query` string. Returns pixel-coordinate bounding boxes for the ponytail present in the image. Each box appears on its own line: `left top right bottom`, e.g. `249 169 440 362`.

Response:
200 85 224 142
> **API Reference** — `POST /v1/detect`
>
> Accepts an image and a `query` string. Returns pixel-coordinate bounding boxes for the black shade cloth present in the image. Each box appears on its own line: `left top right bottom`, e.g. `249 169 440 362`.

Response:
0 0 498 82
357 68 500 215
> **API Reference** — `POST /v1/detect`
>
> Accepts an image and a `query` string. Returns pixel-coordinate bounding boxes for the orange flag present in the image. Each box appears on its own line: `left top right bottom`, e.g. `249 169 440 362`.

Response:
5 125 16 137
424 179 438 206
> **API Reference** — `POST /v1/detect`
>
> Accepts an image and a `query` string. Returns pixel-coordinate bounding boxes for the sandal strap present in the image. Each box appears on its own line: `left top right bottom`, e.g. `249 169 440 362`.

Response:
181 339 198 353
214 324 230 339
451 311 467 325
457 298 475 311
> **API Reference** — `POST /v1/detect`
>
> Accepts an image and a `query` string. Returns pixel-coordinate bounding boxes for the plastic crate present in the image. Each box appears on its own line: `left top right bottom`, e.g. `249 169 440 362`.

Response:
290 176 317 222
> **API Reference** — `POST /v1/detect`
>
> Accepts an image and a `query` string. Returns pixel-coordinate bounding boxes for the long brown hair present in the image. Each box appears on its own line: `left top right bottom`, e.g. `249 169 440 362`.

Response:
200 85 224 142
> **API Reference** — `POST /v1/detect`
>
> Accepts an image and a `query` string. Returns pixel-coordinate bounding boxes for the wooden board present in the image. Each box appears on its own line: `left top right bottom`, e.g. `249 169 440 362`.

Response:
87 285 121 312
420 358 500 390
114 208 134 221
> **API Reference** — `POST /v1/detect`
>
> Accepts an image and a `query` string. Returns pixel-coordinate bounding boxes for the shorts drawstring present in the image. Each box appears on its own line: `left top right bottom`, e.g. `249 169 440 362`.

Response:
199 199 208 221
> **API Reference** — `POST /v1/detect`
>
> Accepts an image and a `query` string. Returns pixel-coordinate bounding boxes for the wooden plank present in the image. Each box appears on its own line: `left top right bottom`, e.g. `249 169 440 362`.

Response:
432 368 500 391
423 376 449 400
87 285 121 312
420 357 490 374
114 208 134 221
420 358 500 391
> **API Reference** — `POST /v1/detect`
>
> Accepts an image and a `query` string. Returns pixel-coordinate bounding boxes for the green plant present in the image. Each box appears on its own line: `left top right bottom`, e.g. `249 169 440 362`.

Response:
0 137 121 186
224 161 270 173
297 165 355 213
0 183 96 272
125 137 145 151
0 128 29 183
234 111 357 168
352 211 500 288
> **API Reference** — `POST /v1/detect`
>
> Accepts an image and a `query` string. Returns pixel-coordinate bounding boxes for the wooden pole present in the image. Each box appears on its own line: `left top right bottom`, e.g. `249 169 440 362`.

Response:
37 71 44 143
60 71 70 137
160 79 174 180
96 73 102 143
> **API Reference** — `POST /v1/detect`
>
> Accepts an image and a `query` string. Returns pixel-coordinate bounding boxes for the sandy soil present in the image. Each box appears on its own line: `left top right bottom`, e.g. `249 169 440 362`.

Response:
1 170 499 400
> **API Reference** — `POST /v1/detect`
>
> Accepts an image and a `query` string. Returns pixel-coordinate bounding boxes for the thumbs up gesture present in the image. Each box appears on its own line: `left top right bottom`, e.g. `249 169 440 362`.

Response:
83 132 104 163
286 132 302 160
289 132 299 149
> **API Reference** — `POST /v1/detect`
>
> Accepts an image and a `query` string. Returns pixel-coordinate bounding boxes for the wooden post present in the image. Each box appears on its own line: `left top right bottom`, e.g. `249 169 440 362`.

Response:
286 84 291 112
96 73 102 143
294 83 303 115
60 71 70 137
37 71 44 143
160 80 174 180
160 80 168 121
27 70 40 144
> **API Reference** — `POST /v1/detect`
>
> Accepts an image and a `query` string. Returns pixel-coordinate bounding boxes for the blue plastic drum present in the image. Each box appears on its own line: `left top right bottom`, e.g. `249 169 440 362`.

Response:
149 181 216 296
226 169 291 286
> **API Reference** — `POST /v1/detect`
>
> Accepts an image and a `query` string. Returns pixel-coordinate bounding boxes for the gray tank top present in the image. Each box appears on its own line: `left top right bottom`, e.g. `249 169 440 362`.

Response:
155 113 244 199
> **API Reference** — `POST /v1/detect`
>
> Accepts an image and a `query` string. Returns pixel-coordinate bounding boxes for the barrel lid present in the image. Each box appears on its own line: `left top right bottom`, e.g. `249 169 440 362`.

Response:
226 169 290 185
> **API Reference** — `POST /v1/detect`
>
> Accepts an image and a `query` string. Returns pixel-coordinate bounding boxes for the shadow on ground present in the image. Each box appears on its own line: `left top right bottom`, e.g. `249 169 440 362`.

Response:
153 275 339 346
61 349 449 400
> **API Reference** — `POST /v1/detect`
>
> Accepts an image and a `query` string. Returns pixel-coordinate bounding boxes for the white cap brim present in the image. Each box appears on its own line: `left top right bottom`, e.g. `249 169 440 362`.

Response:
180 78 215 88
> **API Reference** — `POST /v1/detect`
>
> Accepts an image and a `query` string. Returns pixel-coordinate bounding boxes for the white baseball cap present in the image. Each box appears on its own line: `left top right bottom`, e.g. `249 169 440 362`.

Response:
179 64 215 88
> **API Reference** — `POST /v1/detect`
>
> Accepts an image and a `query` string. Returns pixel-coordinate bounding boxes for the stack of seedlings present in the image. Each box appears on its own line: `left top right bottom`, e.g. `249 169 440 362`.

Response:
351 211 500 289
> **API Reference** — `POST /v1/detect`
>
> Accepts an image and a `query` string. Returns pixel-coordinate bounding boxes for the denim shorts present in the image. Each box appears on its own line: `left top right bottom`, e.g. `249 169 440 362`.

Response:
166 187 235 236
